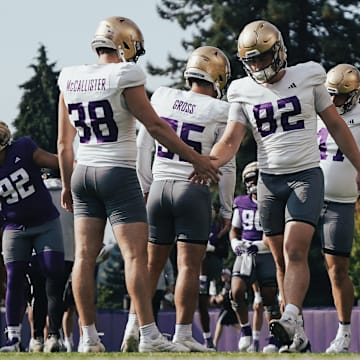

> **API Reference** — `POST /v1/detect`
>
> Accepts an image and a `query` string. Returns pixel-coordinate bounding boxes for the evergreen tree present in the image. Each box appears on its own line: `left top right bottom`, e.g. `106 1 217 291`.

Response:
13 44 60 153
151 0 360 82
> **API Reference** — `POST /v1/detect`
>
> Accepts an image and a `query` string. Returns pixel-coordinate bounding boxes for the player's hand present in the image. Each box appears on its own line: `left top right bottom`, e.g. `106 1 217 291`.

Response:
189 155 221 184
61 187 73 213
231 239 248 256
246 242 259 255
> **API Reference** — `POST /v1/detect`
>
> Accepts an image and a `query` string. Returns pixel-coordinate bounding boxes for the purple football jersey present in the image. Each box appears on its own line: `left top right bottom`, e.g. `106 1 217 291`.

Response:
233 195 262 241
0 137 59 229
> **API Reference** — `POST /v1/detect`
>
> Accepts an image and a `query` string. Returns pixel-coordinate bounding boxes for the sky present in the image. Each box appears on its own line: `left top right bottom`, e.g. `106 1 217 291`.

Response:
1 0 190 130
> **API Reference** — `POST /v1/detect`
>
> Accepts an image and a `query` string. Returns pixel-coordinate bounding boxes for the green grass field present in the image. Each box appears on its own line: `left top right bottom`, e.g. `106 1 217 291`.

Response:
0 352 357 359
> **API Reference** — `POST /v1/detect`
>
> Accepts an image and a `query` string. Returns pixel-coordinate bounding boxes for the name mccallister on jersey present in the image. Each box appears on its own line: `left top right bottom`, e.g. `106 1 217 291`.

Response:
66 78 107 92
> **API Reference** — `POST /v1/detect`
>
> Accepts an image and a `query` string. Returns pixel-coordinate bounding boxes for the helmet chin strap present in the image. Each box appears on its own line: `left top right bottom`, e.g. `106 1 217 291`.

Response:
214 82 222 99
118 48 127 62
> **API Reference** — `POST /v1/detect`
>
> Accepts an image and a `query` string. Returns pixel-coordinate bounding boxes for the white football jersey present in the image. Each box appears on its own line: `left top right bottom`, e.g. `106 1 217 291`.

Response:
228 61 332 174
136 86 235 218
58 62 146 168
318 104 360 203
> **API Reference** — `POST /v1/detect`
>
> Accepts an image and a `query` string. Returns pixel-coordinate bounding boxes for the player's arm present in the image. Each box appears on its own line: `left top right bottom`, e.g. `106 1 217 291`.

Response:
210 121 247 168
124 85 220 183
136 124 154 195
57 92 76 212
216 123 236 236
320 104 360 189
33 148 58 169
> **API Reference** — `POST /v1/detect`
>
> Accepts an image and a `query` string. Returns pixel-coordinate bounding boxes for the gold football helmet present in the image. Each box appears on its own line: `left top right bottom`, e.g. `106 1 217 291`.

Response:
237 20 287 83
91 17 145 62
242 161 258 194
326 64 360 114
0 121 11 152
184 46 231 98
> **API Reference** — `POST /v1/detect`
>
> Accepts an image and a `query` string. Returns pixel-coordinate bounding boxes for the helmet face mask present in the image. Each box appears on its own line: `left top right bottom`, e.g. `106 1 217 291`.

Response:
184 46 231 98
242 161 258 195
238 20 287 84
91 17 145 62
325 64 360 115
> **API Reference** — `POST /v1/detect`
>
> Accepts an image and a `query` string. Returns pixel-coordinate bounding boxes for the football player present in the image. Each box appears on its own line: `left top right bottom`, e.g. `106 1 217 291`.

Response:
57 16 220 353
122 45 235 352
317 64 360 353
0 122 65 352
230 161 280 353
203 20 360 352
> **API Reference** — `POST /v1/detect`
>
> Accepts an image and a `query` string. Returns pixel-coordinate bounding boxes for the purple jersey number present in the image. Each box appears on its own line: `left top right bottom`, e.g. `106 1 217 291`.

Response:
157 117 205 161
68 100 118 143
317 127 345 161
253 96 304 137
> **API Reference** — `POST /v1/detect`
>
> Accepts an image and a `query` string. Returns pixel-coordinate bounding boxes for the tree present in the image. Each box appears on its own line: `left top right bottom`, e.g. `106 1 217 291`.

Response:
150 0 360 83
13 44 60 153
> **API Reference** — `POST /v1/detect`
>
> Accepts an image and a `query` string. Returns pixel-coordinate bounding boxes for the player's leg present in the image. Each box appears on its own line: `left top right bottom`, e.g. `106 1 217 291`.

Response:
72 216 105 351
110 175 187 353
1 229 33 352
230 258 252 352
321 202 354 353
263 168 322 348
170 182 214 352
173 241 213 351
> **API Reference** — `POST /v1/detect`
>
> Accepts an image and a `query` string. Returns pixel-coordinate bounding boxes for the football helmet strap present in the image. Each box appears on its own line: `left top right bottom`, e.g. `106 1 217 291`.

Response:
0 121 11 152
237 20 287 83
242 161 258 195
184 46 231 99
326 64 360 115
91 16 145 62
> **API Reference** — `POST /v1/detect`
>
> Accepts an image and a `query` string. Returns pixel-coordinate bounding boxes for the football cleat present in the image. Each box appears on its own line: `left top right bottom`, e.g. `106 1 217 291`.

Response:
139 333 189 352
28 336 44 352
121 332 139 352
262 335 280 353
279 322 311 353
0 338 21 352
238 325 252 351
173 336 215 352
43 335 62 353
326 333 351 353
81 339 105 353
269 317 296 346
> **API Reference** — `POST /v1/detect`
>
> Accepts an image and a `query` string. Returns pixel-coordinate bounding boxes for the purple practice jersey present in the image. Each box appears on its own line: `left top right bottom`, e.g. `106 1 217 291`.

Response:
232 195 262 241
0 137 59 229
